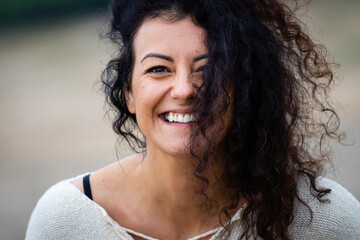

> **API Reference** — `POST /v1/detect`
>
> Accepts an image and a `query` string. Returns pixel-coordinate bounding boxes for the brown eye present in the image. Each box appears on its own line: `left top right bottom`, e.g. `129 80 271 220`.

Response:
146 66 170 73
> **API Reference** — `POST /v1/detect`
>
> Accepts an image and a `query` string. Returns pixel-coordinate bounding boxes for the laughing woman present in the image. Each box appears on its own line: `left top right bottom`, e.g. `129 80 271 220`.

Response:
26 0 360 239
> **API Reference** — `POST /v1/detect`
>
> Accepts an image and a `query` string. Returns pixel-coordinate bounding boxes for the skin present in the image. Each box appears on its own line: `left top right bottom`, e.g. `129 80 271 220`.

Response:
73 16 241 240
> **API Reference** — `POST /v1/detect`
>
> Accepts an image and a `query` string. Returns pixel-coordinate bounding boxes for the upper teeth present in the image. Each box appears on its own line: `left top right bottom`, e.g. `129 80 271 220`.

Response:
165 112 195 123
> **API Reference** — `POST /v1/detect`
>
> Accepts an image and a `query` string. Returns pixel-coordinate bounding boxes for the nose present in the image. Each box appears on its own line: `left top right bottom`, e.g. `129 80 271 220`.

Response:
169 70 197 101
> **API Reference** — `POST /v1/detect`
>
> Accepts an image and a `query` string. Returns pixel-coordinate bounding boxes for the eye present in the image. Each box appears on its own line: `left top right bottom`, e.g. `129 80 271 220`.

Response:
196 65 205 73
146 66 170 73
192 65 205 76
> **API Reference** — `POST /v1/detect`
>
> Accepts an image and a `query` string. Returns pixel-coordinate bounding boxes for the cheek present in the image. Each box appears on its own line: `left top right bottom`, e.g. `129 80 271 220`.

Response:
209 104 234 144
132 83 168 121
140 81 169 104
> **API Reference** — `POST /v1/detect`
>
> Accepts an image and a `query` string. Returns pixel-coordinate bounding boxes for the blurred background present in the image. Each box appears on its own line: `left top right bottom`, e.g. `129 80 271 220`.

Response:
0 0 359 239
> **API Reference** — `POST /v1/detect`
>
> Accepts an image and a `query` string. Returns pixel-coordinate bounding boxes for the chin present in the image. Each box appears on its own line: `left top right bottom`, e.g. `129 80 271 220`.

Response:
163 144 192 158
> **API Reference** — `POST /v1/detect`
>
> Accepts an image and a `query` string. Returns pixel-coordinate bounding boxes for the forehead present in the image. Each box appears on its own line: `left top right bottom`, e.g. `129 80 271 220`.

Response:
132 16 207 59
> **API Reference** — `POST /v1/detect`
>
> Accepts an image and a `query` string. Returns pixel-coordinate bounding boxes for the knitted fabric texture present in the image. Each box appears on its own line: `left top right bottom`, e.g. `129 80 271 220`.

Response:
26 176 360 239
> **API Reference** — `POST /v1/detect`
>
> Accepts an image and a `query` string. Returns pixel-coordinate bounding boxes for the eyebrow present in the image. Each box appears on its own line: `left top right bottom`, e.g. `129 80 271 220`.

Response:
141 53 173 63
140 53 209 63
193 54 209 62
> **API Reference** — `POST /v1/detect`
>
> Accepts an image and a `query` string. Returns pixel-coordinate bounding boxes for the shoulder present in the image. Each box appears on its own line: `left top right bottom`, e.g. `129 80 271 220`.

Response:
289 176 360 239
25 174 124 240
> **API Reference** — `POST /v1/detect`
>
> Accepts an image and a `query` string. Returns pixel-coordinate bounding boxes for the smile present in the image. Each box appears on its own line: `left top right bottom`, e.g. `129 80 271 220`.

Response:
164 112 196 123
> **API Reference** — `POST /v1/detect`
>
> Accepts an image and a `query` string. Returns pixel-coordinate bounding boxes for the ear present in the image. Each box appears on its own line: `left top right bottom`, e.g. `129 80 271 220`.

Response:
125 89 136 114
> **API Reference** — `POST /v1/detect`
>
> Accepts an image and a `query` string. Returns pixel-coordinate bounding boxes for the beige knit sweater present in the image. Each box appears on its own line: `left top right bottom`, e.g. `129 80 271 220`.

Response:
26 175 360 239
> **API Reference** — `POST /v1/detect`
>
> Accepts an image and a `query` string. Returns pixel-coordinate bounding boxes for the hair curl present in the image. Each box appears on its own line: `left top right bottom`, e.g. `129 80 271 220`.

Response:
102 0 343 239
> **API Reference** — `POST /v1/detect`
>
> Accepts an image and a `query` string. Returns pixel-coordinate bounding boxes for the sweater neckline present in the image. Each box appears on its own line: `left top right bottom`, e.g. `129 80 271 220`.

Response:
64 174 245 240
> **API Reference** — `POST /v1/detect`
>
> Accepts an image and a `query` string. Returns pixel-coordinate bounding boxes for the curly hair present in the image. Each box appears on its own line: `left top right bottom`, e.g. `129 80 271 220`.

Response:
101 0 343 239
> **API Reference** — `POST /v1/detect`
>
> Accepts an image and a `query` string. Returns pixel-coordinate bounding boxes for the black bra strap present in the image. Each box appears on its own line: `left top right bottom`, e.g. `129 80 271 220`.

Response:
83 173 93 200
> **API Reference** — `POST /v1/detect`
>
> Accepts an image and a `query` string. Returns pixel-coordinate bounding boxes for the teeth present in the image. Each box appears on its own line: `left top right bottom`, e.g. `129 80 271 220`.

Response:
178 115 183 122
164 112 195 123
184 114 190 122
169 112 173 122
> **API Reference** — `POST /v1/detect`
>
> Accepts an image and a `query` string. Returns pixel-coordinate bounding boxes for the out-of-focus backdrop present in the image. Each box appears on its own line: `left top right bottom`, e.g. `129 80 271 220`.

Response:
0 0 359 239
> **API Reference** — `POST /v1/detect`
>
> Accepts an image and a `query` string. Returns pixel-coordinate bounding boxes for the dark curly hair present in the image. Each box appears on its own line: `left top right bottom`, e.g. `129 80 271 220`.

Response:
102 0 343 239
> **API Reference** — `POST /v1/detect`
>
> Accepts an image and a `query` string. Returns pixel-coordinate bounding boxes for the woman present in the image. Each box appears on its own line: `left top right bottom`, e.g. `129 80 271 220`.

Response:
26 0 360 239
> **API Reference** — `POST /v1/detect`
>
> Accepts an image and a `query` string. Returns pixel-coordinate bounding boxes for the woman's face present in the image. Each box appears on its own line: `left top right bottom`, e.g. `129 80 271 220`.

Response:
126 15 231 158
126 15 207 157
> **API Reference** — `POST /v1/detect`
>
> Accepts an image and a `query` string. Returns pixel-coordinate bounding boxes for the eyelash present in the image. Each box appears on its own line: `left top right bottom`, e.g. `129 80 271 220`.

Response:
196 66 205 72
146 66 170 73
145 65 205 74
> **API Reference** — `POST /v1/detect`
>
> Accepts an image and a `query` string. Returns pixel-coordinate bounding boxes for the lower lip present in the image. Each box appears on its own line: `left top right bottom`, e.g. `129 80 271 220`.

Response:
159 115 196 128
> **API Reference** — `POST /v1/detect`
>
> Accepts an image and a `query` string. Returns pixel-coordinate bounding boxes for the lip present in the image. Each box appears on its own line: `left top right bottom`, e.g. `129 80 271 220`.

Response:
160 116 196 127
160 109 194 115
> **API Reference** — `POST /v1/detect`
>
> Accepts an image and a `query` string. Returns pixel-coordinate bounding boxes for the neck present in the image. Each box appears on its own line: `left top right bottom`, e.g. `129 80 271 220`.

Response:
135 144 227 232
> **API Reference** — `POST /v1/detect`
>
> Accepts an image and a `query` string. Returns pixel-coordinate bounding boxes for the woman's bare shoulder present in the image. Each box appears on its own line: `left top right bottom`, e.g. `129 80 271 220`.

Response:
71 153 144 194
72 154 146 224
